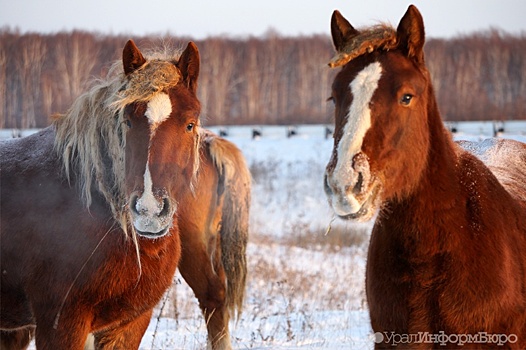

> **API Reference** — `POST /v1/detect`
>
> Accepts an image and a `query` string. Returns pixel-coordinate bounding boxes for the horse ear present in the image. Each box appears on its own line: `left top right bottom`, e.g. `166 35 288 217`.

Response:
122 40 146 76
331 10 359 52
178 42 200 94
396 5 425 63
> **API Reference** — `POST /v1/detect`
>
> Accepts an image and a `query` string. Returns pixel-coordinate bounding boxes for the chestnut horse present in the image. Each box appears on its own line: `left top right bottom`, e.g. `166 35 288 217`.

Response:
83 128 250 350
0 39 215 349
175 128 250 350
325 5 526 349
85 128 250 350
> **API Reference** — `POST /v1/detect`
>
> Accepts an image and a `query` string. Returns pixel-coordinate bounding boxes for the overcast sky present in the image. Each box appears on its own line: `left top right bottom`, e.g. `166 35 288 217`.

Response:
1 0 525 39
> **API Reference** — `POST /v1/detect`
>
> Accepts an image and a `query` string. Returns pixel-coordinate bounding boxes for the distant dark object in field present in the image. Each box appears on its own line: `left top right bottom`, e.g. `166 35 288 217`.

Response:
494 121 505 136
287 126 298 138
325 126 333 139
252 128 262 139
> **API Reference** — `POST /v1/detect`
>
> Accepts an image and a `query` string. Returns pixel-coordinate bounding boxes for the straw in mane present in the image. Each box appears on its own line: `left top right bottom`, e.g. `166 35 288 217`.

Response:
53 51 183 237
328 15 397 68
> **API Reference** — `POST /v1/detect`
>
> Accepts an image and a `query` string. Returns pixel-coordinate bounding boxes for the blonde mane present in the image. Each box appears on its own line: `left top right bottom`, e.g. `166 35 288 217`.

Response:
53 51 184 236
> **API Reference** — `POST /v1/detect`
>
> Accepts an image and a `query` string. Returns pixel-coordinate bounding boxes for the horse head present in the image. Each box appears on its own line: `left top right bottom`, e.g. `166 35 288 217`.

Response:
120 40 201 238
324 5 432 221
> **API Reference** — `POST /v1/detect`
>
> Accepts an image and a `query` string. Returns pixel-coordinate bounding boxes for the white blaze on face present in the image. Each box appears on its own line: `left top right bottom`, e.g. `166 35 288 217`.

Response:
145 92 172 127
336 61 382 175
135 166 161 215
329 61 382 215
142 92 172 206
133 93 175 233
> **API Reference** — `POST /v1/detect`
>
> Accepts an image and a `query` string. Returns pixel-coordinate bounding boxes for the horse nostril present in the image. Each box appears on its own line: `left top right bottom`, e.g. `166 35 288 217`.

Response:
158 197 171 217
130 195 140 215
130 193 168 217
353 172 364 195
324 174 333 196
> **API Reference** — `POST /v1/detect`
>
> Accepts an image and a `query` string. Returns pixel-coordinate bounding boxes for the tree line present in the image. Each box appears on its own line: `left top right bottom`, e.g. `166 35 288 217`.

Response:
0 28 525 129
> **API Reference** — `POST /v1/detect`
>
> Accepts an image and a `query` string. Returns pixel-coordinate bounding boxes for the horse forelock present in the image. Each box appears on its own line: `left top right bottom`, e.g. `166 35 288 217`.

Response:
53 51 184 237
111 59 181 112
328 25 397 68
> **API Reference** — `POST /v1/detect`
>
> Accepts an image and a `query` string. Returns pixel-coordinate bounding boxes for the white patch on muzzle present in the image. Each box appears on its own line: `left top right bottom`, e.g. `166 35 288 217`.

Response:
327 61 382 216
137 165 162 216
132 162 174 235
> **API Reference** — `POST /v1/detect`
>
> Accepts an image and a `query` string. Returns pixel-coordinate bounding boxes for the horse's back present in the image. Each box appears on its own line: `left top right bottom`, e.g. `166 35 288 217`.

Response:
0 127 109 330
458 138 526 208
1 128 59 329
202 130 251 185
0 126 61 244
1 127 55 173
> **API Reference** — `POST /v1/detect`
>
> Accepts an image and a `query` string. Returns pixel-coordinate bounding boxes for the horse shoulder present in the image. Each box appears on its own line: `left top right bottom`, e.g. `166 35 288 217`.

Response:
368 142 526 333
458 138 526 209
455 143 524 232
452 142 526 321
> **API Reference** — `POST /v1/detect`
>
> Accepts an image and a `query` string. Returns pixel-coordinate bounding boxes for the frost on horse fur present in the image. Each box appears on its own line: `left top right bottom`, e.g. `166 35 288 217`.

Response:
0 40 200 349
325 5 526 348
1 39 250 350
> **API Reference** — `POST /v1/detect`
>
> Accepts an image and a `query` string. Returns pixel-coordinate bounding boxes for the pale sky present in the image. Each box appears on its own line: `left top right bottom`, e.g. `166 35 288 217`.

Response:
1 0 525 39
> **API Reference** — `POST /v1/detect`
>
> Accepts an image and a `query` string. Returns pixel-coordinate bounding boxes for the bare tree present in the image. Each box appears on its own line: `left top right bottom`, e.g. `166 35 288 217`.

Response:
0 29 525 129
199 38 239 124
0 37 7 128
14 34 47 128
52 32 98 113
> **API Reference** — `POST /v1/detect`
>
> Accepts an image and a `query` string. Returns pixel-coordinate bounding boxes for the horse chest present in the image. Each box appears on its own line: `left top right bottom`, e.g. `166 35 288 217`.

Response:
366 222 449 332
90 234 179 329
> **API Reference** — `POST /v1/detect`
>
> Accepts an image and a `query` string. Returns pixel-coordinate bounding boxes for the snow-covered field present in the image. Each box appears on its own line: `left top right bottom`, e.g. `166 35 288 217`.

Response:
140 123 526 350
145 125 375 349
5 122 525 349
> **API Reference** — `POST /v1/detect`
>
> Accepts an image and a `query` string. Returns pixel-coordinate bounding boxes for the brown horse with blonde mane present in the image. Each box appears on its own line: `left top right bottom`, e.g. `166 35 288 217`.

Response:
177 128 250 350
0 39 250 350
325 5 526 349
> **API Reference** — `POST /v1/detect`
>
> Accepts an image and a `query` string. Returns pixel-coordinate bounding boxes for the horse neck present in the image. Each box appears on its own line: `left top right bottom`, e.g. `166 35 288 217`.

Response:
421 93 459 197
379 88 462 248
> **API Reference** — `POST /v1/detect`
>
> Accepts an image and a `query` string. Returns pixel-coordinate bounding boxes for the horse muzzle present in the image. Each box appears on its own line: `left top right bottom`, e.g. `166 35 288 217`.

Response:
324 153 380 222
129 193 175 238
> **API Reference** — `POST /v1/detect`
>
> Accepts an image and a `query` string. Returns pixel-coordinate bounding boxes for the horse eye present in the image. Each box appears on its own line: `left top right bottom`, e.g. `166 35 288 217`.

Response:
125 119 132 128
186 123 195 132
327 96 335 105
400 94 413 106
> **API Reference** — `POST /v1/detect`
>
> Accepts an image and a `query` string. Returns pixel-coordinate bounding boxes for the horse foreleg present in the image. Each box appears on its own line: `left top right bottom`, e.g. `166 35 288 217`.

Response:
34 314 91 350
201 302 231 350
0 328 35 350
179 237 231 350
92 309 152 350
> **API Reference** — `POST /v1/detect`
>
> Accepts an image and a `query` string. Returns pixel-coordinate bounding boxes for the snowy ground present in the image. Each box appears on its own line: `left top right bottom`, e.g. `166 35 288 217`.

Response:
143 128 376 349
7 123 525 349
139 124 526 350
